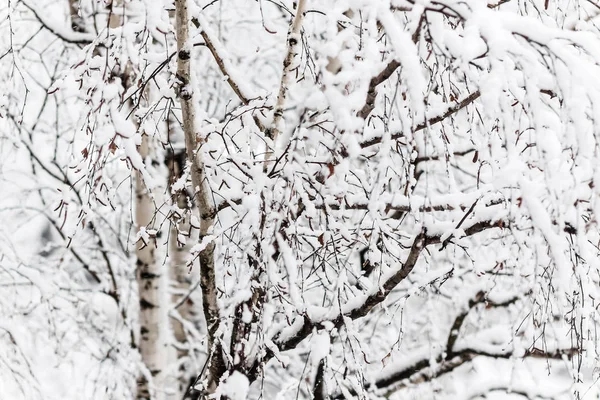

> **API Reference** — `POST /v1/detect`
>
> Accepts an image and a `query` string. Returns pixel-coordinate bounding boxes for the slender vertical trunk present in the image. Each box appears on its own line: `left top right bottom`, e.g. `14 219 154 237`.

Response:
264 0 307 166
135 137 173 400
108 2 175 396
174 0 223 394
69 0 178 396
228 0 308 386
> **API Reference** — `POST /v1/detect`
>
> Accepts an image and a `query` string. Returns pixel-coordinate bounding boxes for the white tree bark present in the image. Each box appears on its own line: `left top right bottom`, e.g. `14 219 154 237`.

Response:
264 0 307 166
174 0 222 394
135 137 174 400
106 2 175 397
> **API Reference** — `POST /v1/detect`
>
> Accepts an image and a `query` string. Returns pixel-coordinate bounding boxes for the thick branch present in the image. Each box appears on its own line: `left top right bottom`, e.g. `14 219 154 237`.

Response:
358 60 401 120
200 33 250 105
358 346 577 398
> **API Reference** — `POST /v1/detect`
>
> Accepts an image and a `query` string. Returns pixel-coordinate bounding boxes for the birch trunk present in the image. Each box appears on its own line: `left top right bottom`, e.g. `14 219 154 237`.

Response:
263 0 307 167
135 137 174 400
68 1 177 396
108 3 175 397
174 0 223 394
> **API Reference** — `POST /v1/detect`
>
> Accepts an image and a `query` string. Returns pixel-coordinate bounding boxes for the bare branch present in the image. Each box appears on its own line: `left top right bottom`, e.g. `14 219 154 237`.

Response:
192 16 267 132
358 91 481 149
358 60 401 120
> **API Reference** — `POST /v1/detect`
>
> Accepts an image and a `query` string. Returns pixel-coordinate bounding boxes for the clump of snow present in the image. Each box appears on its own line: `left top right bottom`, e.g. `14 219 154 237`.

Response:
217 371 250 400
310 331 331 364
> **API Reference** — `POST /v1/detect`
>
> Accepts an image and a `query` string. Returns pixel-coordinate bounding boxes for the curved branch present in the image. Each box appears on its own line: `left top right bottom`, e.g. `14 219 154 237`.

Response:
361 346 576 398
20 0 95 45
358 91 481 149
358 60 401 120
445 291 520 357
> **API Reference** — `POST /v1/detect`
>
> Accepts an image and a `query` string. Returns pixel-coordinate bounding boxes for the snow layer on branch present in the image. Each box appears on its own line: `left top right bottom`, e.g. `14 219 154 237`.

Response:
217 371 250 400
7 0 600 398
377 6 425 120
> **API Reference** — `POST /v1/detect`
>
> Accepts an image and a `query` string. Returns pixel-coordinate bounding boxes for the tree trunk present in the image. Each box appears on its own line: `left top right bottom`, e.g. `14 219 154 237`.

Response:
174 0 223 394
135 136 174 400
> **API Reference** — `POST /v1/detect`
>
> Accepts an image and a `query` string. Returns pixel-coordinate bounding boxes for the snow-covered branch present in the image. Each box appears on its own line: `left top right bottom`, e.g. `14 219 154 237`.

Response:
20 0 95 45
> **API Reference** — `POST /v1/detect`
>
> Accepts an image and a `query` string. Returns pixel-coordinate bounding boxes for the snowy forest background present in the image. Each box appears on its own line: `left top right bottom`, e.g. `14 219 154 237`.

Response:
2 0 600 399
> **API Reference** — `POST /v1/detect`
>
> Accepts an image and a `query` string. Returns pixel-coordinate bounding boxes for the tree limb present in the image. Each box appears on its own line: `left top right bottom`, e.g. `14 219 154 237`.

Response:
357 8 430 121
358 60 401 120
445 291 520 357
358 91 481 149
21 0 95 45
358 346 577 399
191 16 267 132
